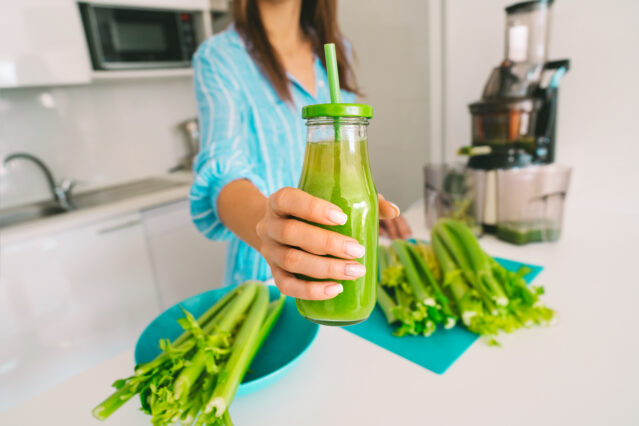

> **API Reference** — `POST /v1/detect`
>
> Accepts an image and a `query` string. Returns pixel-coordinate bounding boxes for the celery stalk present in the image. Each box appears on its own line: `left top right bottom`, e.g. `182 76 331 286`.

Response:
93 286 247 421
442 220 508 307
173 283 243 347
391 240 433 305
432 222 474 281
414 241 441 281
93 282 285 424
255 294 286 350
204 285 270 417
433 223 500 313
405 243 457 328
91 380 136 421
376 282 398 324
431 232 483 327
222 410 233 425
173 283 258 399
134 284 242 378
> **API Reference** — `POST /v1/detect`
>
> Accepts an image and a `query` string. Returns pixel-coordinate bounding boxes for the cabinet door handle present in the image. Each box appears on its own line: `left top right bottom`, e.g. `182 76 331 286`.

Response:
98 219 141 234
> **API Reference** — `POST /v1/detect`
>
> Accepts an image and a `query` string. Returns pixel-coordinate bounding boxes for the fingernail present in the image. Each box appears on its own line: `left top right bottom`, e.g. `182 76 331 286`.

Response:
325 284 343 297
388 202 401 216
345 263 366 277
344 242 365 258
327 209 347 225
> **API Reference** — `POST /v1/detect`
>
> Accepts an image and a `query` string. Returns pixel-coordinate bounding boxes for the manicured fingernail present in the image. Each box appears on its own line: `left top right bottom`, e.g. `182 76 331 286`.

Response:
325 284 343 297
327 209 347 225
344 242 365 258
388 202 400 215
345 263 366 277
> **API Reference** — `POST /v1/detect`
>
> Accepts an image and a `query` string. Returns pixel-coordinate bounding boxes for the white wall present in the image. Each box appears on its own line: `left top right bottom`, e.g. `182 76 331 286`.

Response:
0 77 197 209
339 0 431 210
441 0 639 215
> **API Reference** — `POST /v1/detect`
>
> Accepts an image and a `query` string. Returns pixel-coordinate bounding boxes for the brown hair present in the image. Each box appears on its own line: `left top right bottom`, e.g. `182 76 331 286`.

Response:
233 0 359 103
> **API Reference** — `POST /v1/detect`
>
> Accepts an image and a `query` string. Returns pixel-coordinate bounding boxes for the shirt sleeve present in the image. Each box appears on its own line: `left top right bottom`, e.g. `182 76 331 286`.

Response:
189 43 268 241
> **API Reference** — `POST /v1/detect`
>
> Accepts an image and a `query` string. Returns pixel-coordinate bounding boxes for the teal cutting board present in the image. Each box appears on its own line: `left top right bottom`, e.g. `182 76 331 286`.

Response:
344 257 543 374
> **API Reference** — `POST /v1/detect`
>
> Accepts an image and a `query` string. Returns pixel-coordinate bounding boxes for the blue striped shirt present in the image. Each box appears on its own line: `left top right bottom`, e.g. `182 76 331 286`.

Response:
190 25 355 286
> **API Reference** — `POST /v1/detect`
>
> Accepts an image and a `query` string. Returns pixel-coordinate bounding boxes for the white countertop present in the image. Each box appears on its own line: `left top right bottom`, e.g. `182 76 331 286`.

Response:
2 201 638 426
1 173 192 245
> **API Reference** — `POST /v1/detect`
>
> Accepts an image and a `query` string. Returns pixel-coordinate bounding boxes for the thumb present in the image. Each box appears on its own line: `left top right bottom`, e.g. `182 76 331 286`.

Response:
378 194 400 219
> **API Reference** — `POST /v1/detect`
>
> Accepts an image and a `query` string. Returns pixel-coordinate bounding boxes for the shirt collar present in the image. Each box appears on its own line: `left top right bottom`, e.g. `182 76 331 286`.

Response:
288 55 327 102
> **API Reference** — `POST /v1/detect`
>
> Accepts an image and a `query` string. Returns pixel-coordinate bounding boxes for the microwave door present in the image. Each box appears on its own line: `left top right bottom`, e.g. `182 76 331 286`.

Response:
84 5 191 70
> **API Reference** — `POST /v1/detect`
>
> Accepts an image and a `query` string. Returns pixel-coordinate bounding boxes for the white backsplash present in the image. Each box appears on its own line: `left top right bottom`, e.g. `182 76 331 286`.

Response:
0 77 197 209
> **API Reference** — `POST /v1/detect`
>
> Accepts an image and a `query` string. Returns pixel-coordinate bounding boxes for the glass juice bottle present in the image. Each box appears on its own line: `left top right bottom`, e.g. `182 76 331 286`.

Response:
295 104 378 326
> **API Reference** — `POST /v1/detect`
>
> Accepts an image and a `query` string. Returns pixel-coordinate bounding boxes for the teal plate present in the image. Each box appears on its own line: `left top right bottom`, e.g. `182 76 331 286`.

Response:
135 286 318 396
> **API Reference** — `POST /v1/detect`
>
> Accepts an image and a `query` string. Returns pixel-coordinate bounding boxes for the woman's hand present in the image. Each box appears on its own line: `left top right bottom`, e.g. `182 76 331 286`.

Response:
378 194 412 240
256 187 410 300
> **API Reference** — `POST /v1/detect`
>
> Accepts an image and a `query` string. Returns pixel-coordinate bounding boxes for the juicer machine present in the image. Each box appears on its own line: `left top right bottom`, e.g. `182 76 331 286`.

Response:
461 0 570 231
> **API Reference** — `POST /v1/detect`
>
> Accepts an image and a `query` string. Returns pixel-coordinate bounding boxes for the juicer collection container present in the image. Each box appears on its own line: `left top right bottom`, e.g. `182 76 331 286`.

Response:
422 164 483 235
496 164 572 244
422 164 572 245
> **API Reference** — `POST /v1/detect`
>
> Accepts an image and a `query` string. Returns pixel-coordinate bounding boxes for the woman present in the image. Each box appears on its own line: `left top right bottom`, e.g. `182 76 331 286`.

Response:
190 0 411 301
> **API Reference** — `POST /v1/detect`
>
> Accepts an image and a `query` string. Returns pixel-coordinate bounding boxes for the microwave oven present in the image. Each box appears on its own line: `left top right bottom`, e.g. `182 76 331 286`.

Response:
79 3 198 70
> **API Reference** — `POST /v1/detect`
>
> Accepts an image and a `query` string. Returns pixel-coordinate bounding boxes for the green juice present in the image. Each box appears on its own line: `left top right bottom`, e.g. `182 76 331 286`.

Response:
296 138 378 326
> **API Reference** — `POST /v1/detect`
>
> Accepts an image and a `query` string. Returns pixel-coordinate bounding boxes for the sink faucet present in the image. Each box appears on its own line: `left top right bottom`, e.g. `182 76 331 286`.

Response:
3 153 75 210
169 118 200 173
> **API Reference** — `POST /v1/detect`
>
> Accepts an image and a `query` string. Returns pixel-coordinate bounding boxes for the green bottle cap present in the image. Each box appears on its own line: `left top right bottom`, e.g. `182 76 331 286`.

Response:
302 103 373 119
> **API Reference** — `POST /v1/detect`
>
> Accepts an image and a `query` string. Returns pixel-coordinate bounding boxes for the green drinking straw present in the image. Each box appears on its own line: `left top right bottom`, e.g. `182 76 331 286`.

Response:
324 43 342 143
324 43 342 103
324 43 343 202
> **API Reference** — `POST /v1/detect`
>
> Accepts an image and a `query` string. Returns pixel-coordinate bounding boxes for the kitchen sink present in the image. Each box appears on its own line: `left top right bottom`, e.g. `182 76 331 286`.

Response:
0 177 186 229
69 177 185 209
0 202 68 229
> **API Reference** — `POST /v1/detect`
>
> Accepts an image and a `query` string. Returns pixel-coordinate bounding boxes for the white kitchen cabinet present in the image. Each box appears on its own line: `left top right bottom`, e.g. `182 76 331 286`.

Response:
0 212 160 411
142 200 227 309
0 0 91 88
210 0 230 11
